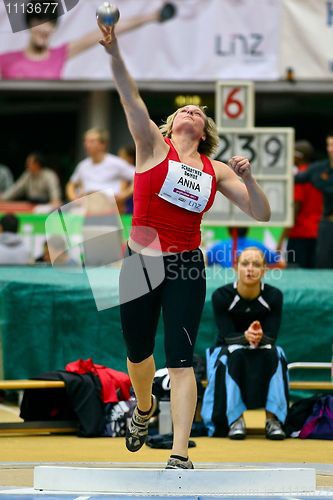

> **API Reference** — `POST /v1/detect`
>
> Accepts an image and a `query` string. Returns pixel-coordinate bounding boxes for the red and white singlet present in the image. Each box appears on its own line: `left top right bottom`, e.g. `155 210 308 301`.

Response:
131 138 217 252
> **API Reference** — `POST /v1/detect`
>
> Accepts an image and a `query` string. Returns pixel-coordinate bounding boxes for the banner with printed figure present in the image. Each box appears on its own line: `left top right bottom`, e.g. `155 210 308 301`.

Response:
281 0 333 79
0 0 282 80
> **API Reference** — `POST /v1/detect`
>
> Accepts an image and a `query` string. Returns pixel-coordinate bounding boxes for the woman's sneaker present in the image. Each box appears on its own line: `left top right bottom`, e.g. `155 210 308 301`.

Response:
165 457 194 469
126 395 157 452
228 416 246 440
265 418 286 440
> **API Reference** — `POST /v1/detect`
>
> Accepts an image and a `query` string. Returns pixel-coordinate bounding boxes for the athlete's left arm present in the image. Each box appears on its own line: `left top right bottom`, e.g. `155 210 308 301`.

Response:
213 156 271 222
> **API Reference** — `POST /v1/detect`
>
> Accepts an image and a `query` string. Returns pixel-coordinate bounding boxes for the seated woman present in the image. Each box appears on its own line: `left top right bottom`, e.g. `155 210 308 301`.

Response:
201 247 289 440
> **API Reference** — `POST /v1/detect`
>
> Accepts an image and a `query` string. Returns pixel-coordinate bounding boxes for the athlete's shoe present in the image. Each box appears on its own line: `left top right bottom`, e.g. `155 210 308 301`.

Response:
228 416 246 440
165 457 194 469
125 395 157 452
265 418 286 440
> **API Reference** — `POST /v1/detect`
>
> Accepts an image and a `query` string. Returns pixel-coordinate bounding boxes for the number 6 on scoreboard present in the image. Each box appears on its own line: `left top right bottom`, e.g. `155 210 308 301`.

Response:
215 81 254 130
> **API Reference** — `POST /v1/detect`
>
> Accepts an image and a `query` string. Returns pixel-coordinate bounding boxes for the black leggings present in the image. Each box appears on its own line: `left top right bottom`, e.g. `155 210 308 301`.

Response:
119 246 206 367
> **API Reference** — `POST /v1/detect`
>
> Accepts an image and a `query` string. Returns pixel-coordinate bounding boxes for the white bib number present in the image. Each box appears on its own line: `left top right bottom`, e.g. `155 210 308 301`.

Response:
158 160 212 213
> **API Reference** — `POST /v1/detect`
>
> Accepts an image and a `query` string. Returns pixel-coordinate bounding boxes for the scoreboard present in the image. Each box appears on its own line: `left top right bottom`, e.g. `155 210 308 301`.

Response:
205 82 295 227
216 81 255 129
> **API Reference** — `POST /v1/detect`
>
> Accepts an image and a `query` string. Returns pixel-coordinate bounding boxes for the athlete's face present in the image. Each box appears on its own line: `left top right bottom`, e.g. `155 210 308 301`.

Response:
326 136 333 161
237 249 266 286
29 20 56 50
172 106 206 139
84 132 106 157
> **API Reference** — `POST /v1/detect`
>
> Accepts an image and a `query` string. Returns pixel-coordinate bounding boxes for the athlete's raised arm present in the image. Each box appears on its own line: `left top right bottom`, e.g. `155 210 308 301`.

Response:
98 24 168 171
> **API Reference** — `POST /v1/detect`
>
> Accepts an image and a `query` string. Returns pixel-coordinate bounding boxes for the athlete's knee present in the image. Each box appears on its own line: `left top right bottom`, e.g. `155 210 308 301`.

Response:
127 349 154 364
123 331 155 364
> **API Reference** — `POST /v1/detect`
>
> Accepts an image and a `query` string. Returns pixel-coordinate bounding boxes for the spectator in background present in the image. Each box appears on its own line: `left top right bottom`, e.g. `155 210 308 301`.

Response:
0 214 30 264
277 141 322 268
0 164 13 193
36 236 78 266
0 2 176 80
206 227 280 267
295 131 333 268
118 144 136 214
0 152 61 206
201 248 288 440
66 128 134 214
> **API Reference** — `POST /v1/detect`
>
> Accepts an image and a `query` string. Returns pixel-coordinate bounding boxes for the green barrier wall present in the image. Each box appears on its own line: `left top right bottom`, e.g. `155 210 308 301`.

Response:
0 267 332 380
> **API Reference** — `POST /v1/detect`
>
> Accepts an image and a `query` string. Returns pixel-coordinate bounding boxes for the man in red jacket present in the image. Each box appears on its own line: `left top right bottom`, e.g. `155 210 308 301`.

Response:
278 141 322 268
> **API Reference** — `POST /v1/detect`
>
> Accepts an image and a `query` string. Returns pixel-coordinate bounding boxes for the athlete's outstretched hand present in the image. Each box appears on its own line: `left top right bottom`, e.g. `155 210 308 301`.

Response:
228 156 252 181
98 23 117 55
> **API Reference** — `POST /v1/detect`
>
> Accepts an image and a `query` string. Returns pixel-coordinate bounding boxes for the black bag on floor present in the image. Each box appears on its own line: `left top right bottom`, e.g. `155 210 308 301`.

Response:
285 395 319 436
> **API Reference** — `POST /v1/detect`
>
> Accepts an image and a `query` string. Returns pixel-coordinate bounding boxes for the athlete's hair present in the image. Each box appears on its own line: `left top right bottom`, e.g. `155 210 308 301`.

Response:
326 131 333 140
237 246 267 266
84 128 110 146
159 106 219 157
